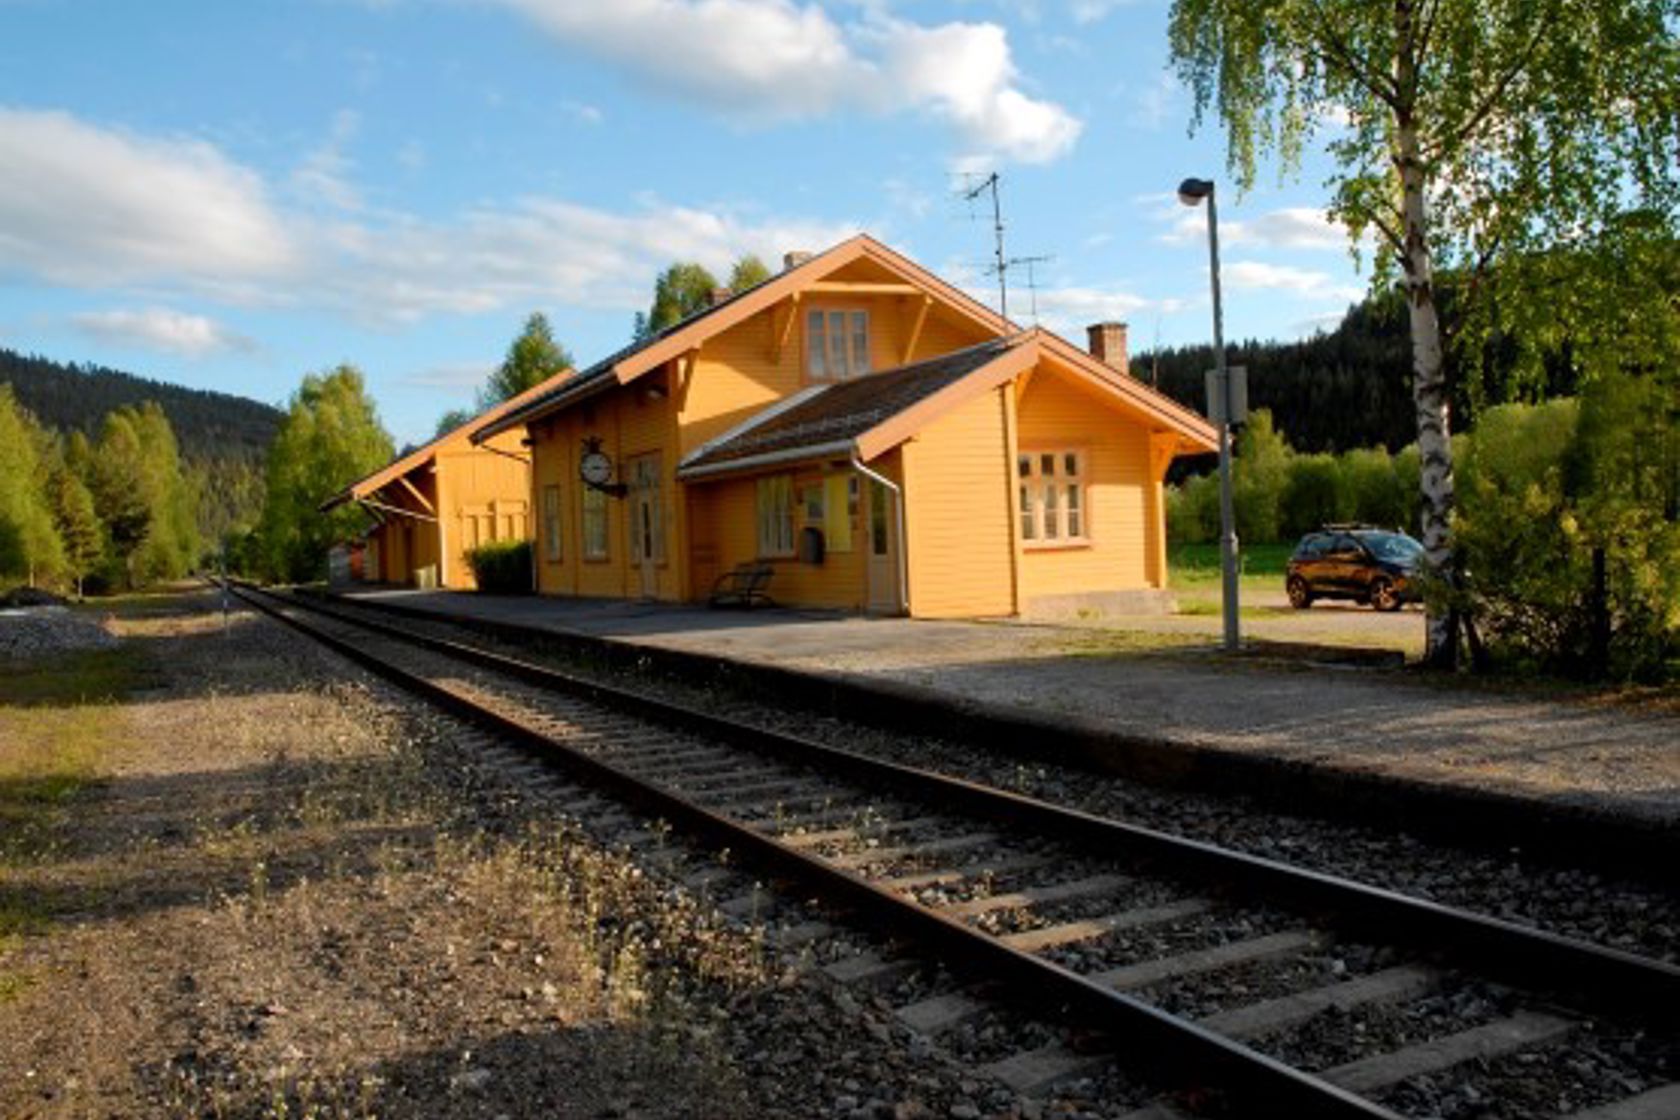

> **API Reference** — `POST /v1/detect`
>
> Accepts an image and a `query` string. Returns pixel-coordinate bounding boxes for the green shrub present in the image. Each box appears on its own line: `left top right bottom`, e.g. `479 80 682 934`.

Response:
1232 410 1289 542
1166 472 1220 545
465 539 532 594
1341 446 1404 528
1452 380 1679 679
1279 453 1350 538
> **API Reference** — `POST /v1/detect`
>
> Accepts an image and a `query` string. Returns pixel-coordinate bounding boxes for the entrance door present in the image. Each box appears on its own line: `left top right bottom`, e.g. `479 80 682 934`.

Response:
627 454 663 600
866 480 901 614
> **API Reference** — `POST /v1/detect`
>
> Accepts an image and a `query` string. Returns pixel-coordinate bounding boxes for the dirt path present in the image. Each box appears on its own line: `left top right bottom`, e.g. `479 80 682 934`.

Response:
0 592 1012 1119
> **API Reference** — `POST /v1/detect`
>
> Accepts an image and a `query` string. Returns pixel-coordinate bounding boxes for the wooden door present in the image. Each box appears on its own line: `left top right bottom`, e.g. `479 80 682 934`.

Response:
866 480 900 613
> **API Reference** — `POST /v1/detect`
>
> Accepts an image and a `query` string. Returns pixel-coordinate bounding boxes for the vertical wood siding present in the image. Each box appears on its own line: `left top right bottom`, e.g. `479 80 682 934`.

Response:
900 387 1015 618
1015 371 1154 599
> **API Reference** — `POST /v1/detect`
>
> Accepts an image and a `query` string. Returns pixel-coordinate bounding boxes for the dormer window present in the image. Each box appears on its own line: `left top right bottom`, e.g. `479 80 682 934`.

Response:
807 309 870 380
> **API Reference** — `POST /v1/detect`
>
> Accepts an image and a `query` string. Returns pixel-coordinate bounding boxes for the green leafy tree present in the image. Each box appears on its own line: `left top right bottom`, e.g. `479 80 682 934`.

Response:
84 403 198 588
259 364 395 583
480 313 573 409
1169 0 1680 665
47 458 102 599
435 408 475 438
0 386 63 586
728 254 772 292
636 262 720 341
1232 409 1292 543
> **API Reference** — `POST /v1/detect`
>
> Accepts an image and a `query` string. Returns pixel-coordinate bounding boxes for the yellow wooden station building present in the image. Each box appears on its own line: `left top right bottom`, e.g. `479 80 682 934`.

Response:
474 235 1216 618
321 376 569 590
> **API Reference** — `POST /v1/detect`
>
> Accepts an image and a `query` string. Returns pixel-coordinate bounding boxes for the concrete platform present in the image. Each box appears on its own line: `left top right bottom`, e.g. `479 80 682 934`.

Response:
336 588 1679 837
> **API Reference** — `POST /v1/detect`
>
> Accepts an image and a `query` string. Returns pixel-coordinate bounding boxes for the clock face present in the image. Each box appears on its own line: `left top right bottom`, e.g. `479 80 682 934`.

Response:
580 451 613 486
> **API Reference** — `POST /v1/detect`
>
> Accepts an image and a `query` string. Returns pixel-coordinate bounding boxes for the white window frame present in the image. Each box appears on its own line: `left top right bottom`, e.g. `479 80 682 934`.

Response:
582 485 609 561
755 474 796 558
806 308 871 381
1018 449 1088 546
543 484 562 563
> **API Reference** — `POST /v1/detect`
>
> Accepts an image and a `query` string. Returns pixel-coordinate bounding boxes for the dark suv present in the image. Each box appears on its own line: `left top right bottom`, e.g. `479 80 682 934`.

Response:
1286 526 1424 611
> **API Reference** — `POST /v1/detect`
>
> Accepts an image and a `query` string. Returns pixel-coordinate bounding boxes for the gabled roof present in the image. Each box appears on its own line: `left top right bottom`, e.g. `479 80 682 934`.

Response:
675 329 1217 481
320 369 569 512
679 337 1026 476
473 233 1011 441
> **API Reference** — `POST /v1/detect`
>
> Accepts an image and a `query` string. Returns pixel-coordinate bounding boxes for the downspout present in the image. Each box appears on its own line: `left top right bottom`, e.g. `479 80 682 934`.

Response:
850 452 909 617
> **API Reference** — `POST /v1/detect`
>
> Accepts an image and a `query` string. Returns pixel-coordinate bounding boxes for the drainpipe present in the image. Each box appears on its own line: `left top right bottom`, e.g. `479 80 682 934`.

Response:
850 453 909 616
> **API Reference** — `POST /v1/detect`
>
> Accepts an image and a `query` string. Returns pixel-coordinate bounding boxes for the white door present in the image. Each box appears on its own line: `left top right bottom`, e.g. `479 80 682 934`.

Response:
866 480 901 614
628 454 662 599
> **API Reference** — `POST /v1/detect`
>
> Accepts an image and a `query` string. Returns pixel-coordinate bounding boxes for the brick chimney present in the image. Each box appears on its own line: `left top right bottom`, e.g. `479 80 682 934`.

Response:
783 250 814 271
709 286 732 307
1086 321 1129 375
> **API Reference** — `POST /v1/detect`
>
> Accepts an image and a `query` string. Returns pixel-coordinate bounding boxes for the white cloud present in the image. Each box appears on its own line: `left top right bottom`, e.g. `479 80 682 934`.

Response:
322 197 863 324
0 107 295 290
1070 0 1137 25
1160 205 1350 251
1224 260 1363 302
1124 71 1181 130
561 99 604 125
292 109 363 211
399 361 493 390
3 108 862 327
71 307 256 357
1031 284 1186 333
498 0 1082 163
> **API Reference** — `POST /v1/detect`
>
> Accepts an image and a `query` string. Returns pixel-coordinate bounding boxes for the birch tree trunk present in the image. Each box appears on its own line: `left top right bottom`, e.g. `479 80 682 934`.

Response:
1396 117 1458 666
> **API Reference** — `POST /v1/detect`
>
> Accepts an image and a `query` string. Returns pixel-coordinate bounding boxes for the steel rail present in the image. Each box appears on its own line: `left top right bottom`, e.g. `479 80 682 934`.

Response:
281 586 1680 1031
233 582 1400 1119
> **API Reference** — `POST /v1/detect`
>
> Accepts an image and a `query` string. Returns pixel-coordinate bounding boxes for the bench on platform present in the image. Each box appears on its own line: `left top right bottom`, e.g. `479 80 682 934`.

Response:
708 562 775 608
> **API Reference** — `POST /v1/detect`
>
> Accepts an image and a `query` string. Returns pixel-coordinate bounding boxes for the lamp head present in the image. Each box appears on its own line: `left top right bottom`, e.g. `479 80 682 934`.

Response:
1177 177 1214 206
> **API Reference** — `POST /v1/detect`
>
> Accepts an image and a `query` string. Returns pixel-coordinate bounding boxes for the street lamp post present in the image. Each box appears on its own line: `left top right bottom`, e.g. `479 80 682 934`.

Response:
1178 177 1241 652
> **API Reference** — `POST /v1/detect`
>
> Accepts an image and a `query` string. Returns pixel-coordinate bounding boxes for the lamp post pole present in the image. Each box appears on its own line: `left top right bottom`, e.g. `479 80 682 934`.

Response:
1180 177 1240 652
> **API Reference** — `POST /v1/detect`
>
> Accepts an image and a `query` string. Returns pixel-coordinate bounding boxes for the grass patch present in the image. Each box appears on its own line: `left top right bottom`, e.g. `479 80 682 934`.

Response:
1169 541 1294 586
1176 599 1298 619
0 646 138 997
0 646 138 708
1046 630 1206 657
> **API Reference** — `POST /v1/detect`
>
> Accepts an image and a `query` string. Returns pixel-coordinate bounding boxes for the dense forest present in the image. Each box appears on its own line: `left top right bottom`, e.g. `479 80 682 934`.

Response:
0 348 282 463
0 349 279 568
1136 284 1581 457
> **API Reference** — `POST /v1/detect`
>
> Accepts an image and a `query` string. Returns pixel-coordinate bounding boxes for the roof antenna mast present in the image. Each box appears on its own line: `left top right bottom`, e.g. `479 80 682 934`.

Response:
963 172 1008 326
1006 255 1053 326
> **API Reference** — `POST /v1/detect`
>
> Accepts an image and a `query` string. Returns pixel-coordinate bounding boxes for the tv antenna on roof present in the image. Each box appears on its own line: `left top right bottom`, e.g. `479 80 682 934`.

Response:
1004 255 1053 326
961 171 1010 325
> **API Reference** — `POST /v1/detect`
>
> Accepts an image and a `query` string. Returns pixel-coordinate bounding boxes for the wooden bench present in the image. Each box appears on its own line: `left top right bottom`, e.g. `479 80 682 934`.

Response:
708 562 775 608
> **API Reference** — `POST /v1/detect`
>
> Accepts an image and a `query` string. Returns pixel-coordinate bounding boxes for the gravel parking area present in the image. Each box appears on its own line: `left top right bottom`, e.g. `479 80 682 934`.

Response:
0 590 1047 1119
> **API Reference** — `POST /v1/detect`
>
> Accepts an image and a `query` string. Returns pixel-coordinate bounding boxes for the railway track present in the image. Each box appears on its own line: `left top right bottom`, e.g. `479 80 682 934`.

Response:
229 583 1678 1120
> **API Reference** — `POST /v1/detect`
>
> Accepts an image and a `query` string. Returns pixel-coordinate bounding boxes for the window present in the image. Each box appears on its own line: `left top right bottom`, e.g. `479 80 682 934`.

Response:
543 485 562 563
582 486 609 561
807 309 870 380
822 474 854 552
755 474 795 557
627 454 665 564
1018 451 1087 544
801 483 825 523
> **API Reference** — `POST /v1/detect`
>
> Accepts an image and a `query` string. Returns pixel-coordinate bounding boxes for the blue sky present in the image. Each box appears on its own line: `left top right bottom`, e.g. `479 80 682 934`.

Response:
0 0 1371 446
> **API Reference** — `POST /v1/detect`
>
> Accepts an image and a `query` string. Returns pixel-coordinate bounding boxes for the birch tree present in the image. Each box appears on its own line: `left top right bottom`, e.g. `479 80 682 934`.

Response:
1169 0 1680 665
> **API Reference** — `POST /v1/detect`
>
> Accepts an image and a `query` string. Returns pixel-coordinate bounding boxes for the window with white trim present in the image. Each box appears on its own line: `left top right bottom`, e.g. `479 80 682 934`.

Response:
582 486 609 561
1018 451 1086 544
755 474 795 557
543 484 562 563
806 309 870 380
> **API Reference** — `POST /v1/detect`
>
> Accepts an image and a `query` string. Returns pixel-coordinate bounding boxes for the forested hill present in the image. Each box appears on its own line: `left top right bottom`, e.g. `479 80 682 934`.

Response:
0 347 282 461
1136 288 1580 455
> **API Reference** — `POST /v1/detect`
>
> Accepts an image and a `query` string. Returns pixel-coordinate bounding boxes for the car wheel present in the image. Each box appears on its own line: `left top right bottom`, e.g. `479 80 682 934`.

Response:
1286 575 1313 609
1370 577 1401 612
